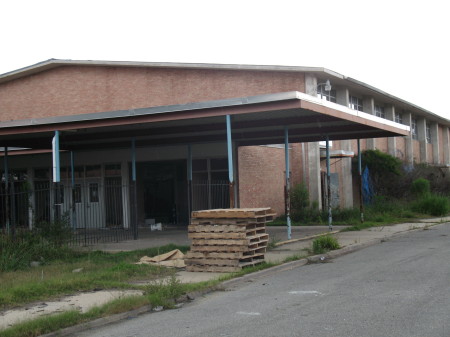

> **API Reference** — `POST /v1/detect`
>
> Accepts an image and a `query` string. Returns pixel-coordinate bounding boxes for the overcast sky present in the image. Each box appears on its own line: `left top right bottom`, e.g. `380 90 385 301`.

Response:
1 0 449 119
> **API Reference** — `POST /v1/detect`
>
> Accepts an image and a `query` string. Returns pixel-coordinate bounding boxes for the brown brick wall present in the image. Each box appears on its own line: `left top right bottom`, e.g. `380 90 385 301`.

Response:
413 140 420 163
427 143 433 163
238 145 287 215
396 137 406 160
439 126 444 164
0 66 305 121
375 137 388 153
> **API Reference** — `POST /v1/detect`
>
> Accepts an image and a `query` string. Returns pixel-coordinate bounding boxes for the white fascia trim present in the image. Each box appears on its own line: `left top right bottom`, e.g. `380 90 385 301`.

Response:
296 92 411 132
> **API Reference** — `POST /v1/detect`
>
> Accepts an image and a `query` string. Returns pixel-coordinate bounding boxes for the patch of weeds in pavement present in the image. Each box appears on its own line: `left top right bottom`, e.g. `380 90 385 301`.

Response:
267 235 281 250
312 235 340 254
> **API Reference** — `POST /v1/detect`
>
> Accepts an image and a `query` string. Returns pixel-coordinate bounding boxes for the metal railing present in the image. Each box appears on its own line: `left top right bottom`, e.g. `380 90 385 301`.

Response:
1 179 231 245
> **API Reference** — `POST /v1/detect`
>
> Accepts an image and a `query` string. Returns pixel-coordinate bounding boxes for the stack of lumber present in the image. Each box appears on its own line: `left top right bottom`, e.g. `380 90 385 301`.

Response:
185 208 275 272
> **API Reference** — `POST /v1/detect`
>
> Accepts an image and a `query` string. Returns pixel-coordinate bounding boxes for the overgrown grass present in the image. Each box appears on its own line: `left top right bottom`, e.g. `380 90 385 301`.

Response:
0 260 280 337
411 194 450 216
0 244 189 310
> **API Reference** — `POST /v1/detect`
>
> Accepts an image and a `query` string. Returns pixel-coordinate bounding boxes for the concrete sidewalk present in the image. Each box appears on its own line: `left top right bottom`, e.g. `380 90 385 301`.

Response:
175 217 450 284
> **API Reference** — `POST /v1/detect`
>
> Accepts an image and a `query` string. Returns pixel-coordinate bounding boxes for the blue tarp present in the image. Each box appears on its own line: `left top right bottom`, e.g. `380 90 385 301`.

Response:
362 166 374 204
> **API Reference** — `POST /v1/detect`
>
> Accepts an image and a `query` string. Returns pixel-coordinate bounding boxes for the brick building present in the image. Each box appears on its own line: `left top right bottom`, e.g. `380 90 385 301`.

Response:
0 59 443 241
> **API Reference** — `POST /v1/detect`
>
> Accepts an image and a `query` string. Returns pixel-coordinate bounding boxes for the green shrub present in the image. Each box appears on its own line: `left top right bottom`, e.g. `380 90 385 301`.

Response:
411 194 450 216
34 213 73 247
329 207 359 222
312 235 340 254
411 178 431 198
290 183 310 211
0 235 37 272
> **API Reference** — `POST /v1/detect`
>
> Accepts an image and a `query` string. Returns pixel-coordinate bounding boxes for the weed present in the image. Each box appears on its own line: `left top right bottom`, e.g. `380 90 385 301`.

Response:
312 235 340 254
267 235 281 249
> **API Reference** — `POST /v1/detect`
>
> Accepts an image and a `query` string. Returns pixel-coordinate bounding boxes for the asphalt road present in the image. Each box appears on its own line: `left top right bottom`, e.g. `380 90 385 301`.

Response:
79 223 450 337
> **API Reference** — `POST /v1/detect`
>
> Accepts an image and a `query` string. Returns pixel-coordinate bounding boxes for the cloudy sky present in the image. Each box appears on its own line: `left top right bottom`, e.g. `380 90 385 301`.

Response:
1 0 449 119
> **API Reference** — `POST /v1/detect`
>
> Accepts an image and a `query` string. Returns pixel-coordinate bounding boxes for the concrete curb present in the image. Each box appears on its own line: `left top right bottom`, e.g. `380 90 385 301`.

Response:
274 230 340 247
41 306 153 337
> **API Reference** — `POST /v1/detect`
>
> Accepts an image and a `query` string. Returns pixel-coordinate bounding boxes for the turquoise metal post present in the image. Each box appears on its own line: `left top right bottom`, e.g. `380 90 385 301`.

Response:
358 139 364 222
53 131 60 183
53 131 61 220
4 147 9 234
326 136 332 231
131 138 136 182
226 115 235 208
187 144 193 221
284 126 291 240
131 138 138 239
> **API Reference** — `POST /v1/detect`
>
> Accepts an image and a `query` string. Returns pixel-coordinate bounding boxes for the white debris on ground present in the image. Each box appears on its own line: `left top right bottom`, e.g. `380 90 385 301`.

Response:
0 289 143 330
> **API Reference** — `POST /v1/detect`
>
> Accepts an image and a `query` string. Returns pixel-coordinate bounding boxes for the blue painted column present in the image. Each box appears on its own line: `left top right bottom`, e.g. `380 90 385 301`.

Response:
326 136 332 231
284 127 291 240
52 131 61 220
358 139 364 223
4 147 10 234
131 138 138 239
226 115 235 208
187 144 193 221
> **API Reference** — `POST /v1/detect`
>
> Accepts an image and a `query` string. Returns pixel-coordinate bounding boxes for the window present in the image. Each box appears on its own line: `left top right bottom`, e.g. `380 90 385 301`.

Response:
105 164 121 177
426 122 432 143
316 86 337 103
73 184 81 203
394 112 403 124
411 118 418 140
349 95 363 111
375 105 385 118
89 183 99 203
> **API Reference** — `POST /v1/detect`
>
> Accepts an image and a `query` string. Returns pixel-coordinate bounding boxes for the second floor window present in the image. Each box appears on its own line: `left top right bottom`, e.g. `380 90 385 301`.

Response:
411 118 418 140
349 95 363 111
426 122 432 143
394 112 403 124
375 105 385 118
317 86 337 103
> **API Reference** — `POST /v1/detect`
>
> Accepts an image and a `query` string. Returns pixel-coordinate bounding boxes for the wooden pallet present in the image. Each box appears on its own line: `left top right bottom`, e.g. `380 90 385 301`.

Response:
190 216 274 225
188 223 265 233
191 208 276 219
185 248 266 260
188 229 265 240
186 208 273 272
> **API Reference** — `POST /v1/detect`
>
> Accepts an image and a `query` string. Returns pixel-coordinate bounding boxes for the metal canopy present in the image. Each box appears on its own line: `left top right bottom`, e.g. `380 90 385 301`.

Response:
0 91 409 150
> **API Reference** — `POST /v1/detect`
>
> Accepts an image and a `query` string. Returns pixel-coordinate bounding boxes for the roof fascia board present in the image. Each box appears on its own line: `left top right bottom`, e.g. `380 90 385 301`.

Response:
296 92 410 132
